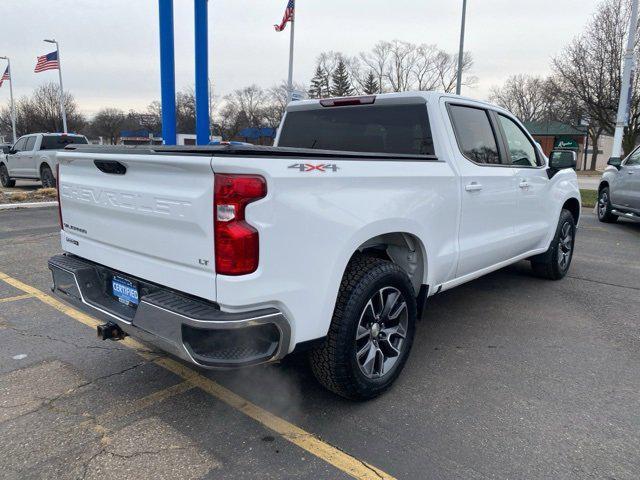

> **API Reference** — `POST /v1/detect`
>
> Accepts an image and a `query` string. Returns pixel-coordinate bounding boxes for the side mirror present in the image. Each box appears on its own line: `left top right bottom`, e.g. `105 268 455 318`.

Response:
549 150 577 170
8 149 16 155
607 157 622 169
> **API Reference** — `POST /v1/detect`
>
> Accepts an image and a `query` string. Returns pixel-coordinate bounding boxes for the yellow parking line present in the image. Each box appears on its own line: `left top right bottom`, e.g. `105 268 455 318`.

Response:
0 271 395 480
0 293 33 304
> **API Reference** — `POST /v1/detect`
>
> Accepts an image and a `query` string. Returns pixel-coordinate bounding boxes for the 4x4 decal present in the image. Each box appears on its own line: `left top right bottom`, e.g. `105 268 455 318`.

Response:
288 163 340 172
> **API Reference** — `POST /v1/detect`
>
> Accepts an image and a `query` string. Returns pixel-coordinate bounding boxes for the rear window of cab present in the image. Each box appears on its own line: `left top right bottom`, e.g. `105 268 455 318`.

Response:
278 104 435 156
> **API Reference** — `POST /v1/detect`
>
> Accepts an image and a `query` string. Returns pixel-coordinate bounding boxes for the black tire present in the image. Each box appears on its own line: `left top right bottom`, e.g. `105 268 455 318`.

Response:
530 209 576 280
309 255 417 400
0 163 16 188
597 186 618 223
41 165 56 189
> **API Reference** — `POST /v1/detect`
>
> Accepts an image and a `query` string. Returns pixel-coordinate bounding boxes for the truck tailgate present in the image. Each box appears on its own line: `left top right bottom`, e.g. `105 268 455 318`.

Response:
57 151 217 301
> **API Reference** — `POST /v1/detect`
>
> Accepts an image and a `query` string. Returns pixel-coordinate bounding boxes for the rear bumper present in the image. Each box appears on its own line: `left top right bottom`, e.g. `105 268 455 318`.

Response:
47 254 291 369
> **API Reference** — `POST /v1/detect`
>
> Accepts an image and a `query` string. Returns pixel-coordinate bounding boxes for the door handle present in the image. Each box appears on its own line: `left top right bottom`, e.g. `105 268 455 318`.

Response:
465 182 483 192
519 181 531 189
627 170 634 175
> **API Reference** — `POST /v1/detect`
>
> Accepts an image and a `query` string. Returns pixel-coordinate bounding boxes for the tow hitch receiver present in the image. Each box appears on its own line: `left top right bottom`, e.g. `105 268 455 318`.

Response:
97 322 127 341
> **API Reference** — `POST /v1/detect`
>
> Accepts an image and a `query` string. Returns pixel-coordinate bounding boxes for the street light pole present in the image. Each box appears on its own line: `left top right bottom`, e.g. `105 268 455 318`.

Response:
612 0 638 159
44 39 68 133
0 56 17 143
456 0 468 95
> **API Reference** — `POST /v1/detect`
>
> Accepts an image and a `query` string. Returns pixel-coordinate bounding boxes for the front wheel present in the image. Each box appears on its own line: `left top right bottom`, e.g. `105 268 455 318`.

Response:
597 187 617 223
530 209 576 280
309 255 417 400
41 165 56 189
0 164 16 188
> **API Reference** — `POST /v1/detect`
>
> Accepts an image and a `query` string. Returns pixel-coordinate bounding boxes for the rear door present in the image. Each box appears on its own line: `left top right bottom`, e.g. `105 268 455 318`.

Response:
445 102 520 277
495 113 552 252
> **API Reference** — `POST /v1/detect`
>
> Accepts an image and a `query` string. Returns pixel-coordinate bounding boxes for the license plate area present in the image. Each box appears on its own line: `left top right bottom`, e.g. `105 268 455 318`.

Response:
111 276 139 307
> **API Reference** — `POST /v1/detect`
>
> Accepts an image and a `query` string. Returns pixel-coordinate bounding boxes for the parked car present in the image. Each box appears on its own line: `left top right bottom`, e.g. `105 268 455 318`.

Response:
48 92 581 400
0 133 88 188
598 150 640 223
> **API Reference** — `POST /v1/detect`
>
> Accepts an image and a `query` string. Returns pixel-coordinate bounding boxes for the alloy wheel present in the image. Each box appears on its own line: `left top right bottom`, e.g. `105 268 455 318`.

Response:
598 191 609 219
557 222 573 271
355 286 408 379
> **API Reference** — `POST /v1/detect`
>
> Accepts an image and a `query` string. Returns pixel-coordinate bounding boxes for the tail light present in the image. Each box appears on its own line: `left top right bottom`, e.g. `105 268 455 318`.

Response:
56 163 63 230
214 174 266 275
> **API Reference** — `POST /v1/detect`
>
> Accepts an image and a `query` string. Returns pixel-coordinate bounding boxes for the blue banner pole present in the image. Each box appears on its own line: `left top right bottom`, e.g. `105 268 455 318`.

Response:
159 0 177 145
194 0 210 145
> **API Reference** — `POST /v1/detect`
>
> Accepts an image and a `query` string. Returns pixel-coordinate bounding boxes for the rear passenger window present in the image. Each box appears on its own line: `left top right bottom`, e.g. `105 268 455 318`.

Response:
449 105 501 165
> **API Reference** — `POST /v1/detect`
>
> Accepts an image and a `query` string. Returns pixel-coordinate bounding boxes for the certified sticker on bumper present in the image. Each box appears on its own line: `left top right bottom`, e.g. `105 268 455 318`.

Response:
112 276 139 306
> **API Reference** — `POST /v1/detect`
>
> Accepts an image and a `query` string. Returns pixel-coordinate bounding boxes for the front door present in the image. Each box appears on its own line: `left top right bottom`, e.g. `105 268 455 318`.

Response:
445 102 520 277
6 137 28 176
611 148 640 209
495 113 552 252
17 136 38 177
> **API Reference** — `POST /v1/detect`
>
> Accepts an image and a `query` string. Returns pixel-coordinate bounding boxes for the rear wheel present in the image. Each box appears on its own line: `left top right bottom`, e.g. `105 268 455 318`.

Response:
530 209 576 280
0 164 15 188
41 165 56 188
597 187 617 223
309 255 416 400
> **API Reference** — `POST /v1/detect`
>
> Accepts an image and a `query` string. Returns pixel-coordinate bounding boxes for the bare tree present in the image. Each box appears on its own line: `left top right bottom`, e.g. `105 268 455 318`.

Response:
0 83 85 138
489 75 560 122
385 40 418 92
434 51 476 93
89 108 126 144
360 41 392 93
553 0 640 163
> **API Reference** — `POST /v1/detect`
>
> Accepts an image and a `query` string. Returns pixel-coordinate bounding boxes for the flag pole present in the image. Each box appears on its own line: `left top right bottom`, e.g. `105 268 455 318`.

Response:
44 39 68 133
287 7 295 102
0 56 17 143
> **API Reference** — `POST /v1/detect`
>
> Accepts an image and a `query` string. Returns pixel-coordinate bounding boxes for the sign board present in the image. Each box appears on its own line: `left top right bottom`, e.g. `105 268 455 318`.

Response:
554 137 579 151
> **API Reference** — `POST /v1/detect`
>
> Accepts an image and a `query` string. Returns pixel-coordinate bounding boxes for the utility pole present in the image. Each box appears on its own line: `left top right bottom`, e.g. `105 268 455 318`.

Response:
612 0 638 160
0 56 17 143
44 39 68 133
456 0 468 95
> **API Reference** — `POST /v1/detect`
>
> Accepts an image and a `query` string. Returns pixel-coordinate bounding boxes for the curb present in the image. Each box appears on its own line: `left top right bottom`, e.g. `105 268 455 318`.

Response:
0 201 58 211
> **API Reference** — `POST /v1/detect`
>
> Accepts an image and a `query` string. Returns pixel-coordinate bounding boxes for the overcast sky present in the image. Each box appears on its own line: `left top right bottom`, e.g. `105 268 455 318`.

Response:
1 0 602 116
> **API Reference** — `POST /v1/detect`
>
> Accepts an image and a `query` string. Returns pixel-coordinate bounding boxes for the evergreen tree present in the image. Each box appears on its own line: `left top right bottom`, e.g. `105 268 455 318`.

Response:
330 60 354 97
308 66 325 99
362 71 380 95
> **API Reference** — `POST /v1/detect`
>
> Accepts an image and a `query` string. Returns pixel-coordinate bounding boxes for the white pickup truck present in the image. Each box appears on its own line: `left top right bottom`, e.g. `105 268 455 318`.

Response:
48 92 581 400
0 133 88 188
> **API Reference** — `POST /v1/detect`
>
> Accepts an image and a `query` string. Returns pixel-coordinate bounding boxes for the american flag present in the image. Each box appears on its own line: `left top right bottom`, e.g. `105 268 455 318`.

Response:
274 0 295 32
34 51 59 73
0 67 9 88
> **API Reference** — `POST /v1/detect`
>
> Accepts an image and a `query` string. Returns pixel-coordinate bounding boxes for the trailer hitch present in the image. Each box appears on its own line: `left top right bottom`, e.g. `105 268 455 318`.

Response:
97 322 127 341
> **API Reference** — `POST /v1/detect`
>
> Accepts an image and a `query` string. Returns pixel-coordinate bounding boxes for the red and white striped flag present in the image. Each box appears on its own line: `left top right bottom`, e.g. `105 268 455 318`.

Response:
274 0 295 32
0 66 9 88
34 51 60 73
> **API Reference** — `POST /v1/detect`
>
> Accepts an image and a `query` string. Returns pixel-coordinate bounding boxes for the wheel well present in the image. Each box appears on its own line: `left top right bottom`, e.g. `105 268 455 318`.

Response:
598 181 608 192
563 197 580 224
354 232 426 295
40 162 51 175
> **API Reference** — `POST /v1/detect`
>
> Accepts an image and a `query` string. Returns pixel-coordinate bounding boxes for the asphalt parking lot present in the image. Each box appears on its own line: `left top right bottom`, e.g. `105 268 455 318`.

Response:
0 206 639 480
